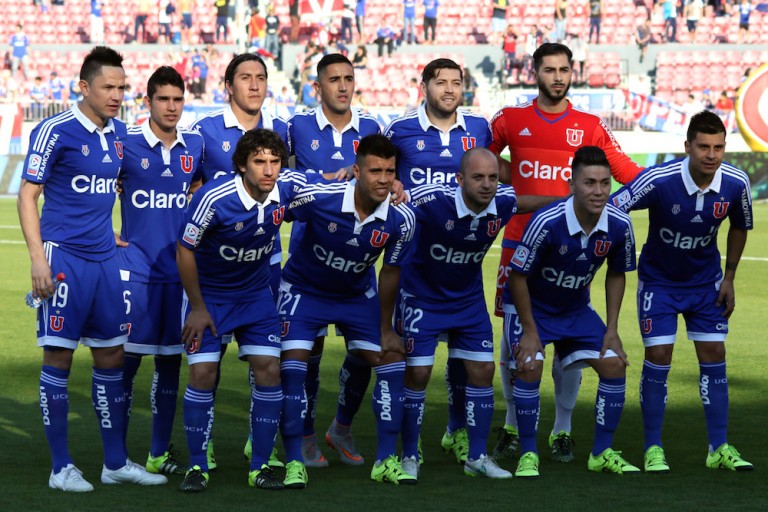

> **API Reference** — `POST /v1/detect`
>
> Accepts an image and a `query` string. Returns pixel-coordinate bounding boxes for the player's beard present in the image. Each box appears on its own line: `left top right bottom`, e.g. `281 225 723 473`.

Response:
426 94 459 119
538 77 571 104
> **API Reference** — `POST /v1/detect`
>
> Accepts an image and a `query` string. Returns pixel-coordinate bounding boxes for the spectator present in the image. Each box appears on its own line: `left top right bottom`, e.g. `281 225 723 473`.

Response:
314 21 331 47
715 90 734 113
276 85 296 106
521 24 540 82
423 0 439 44
211 79 227 104
491 1 509 45
29 76 47 119
663 0 677 43
158 0 176 44
374 18 396 58
554 0 568 42
636 17 652 63
355 0 367 42
589 0 602 44
248 9 267 49
9 24 30 80
684 0 703 41
403 0 417 44
68 73 82 103
290 0 301 42
405 77 419 111
502 25 518 71
90 0 105 45
462 67 478 106
351 89 367 109
352 44 367 69
179 0 194 44
301 74 319 107
341 0 355 43
48 71 65 104
214 0 230 42
737 0 754 43
265 3 281 58
135 0 152 43
701 89 715 110
569 32 587 84
682 92 703 116
190 48 209 98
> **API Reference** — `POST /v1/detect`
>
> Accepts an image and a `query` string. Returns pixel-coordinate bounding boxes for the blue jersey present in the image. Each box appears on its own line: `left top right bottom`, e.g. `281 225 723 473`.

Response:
424 0 439 17
191 105 288 182
403 183 517 304
10 33 29 58
178 170 309 302
610 157 752 292
287 107 381 173
118 122 204 283
281 181 416 299
404 0 416 18
22 105 127 261
49 77 65 101
384 103 492 189
507 197 636 316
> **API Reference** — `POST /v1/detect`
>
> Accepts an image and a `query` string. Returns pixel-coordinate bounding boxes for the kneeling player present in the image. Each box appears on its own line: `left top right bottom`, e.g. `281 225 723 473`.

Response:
503 146 639 477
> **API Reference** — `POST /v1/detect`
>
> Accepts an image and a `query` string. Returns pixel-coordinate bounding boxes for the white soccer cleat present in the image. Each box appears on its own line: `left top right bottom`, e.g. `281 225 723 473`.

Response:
101 459 168 485
464 454 513 479
49 464 94 492
401 455 420 479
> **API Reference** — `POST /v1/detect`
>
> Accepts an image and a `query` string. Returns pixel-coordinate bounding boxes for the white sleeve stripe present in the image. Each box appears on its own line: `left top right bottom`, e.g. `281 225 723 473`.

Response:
32 111 74 153
191 181 236 224
520 204 564 246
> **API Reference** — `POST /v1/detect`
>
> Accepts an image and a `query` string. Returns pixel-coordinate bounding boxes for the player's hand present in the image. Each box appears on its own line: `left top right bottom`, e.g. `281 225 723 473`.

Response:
114 232 129 247
601 329 628 366
30 259 54 300
514 331 543 373
181 308 217 351
116 178 124 194
716 277 736 319
380 329 405 356
390 180 407 205
332 166 353 181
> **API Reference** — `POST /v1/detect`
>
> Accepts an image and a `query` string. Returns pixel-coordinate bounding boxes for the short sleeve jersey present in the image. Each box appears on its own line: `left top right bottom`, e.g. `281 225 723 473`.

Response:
489 99 641 245
118 122 204 283
384 103 492 189
610 157 752 292
506 197 636 316
22 105 127 261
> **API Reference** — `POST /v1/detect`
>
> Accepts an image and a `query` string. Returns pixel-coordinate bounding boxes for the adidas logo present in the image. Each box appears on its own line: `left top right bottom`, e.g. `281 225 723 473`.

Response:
254 227 265 235
576 253 587 261
161 168 173 177
464 233 476 241
691 215 703 223
102 154 112 163
331 151 344 160
439 148 452 158
346 238 359 246
519 127 532 136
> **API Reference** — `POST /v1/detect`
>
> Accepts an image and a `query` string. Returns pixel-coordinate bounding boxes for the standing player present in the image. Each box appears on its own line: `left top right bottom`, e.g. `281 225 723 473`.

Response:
489 42 641 463
279 135 416 487
610 111 754 473
504 146 639 478
286 53 381 468
385 57 493 465
117 66 204 477
18 46 166 491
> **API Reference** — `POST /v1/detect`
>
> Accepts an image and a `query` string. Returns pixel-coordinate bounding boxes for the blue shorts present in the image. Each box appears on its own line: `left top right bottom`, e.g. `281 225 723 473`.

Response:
503 303 617 370
182 13 193 29
400 293 494 366
184 287 281 365
636 286 728 346
279 281 381 353
121 277 183 356
37 243 128 349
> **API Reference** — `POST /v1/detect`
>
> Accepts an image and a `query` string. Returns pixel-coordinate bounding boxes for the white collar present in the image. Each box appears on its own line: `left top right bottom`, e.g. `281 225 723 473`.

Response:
341 180 390 222
73 103 115 134
681 156 722 194
224 104 274 130
315 105 361 133
454 186 498 218
564 196 609 237
416 102 466 132
140 119 186 148
234 173 281 210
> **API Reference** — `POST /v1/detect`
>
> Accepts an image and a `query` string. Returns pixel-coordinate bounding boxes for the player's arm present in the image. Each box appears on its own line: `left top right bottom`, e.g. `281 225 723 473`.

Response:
594 121 643 185
378 263 404 355
508 270 544 372
496 154 512 184
17 179 55 299
516 194 563 214
602 268 628 366
717 226 748 319
176 243 217 348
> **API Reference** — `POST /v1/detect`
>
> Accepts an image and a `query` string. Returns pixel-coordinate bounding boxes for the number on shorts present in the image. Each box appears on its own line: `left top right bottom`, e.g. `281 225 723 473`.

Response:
402 306 423 334
123 289 131 314
277 290 302 316
642 291 654 312
52 282 69 308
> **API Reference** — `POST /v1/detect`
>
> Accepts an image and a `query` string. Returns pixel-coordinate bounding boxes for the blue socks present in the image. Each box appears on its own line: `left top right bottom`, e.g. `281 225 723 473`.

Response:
465 385 494 460
250 384 283 469
121 353 142 444
700 361 728 451
592 377 625 456
401 387 426 459
92 367 128 470
303 355 321 437
446 358 467 432
183 386 214 472
149 355 181 457
513 379 541 455
335 353 371 426
40 365 72 473
640 360 670 449
372 362 405 461
281 360 308 463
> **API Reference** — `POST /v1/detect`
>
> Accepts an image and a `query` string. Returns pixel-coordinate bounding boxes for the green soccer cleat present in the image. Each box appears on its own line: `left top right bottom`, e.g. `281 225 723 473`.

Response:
283 460 308 489
243 436 251 460
418 436 424 465
706 443 754 472
515 451 540 478
441 428 469 464
492 426 520 462
179 466 209 493
644 445 670 474
243 437 284 468
588 448 641 475
206 440 217 471
549 431 575 463
370 455 418 485
146 447 186 476
248 464 284 490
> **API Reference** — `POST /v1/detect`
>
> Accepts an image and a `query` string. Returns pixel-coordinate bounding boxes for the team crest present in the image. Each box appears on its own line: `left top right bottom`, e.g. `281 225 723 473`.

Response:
565 128 584 147
671 204 681 215
641 318 653 335
235 222 244 231
272 206 285 225
180 155 194 174
487 218 502 236
280 321 290 337
405 338 415 354
713 201 729 219
352 140 360 153
328 222 338 233
114 141 124 159
49 315 64 332
140 158 150 169
222 141 231 152
594 239 612 257
416 139 425 151
559 244 568 255
369 229 390 248
461 136 477 151
445 219 454 231
81 145 90 156
311 139 320 151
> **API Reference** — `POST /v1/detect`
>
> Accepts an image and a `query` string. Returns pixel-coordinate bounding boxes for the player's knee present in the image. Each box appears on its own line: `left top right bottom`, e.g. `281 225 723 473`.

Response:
466 361 495 387
92 344 124 369
695 341 726 363
42 347 74 370
644 344 673 366
405 365 432 389
187 362 218 390
250 356 281 386
517 362 543 381
597 357 626 379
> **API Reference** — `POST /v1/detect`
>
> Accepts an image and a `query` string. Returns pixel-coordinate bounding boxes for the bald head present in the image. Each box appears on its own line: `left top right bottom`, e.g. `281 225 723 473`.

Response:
459 147 498 177
457 147 500 213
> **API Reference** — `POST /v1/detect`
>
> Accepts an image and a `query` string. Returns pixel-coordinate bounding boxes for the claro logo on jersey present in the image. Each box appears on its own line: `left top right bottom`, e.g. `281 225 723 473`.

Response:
71 175 117 194
659 225 717 249
519 156 572 181
409 167 458 185
131 190 187 209
220 239 275 262
430 243 490 264
542 264 597 289
313 245 378 273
